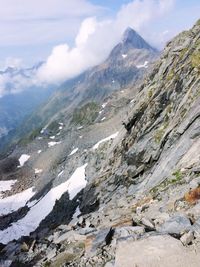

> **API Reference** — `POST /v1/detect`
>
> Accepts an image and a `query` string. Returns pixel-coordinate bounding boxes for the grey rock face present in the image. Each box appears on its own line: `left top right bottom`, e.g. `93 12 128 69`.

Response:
158 215 192 235
115 235 200 267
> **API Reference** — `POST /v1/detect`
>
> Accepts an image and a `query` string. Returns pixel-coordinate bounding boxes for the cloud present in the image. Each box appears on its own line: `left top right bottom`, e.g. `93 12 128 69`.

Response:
0 72 31 97
3 57 23 69
0 0 177 96
36 0 176 84
0 0 103 46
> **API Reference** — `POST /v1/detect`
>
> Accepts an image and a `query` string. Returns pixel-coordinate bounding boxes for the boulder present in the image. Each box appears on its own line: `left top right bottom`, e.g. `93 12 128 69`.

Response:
114 226 145 240
115 235 200 267
158 214 191 234
180 231 194 245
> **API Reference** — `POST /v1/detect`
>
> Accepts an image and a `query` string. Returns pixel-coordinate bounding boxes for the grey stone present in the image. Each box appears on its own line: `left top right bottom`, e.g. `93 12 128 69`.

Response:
158 215 191 234
54 230 86 244
141 218 155 229
57 224 71 231
91 228 113 251
115 235 200 267
105 261 115 267
78 227 97 235
189 177 200 189
46 247 57 260
180 231 194 245
114 226 145 240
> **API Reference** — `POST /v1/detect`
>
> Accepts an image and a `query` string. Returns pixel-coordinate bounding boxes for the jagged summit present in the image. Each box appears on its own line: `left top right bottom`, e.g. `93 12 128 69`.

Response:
122 27 155 51
109 27 157 60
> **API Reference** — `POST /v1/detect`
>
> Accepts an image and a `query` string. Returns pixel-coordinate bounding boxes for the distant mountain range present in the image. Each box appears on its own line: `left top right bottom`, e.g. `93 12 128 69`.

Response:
0 27 158 153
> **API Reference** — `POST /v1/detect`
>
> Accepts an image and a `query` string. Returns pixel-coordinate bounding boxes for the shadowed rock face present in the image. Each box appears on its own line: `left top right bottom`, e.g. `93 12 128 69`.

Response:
0 157 19 176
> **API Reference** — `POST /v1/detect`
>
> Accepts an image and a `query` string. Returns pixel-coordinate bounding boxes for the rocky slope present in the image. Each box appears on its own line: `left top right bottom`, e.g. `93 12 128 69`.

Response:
0 20 200 267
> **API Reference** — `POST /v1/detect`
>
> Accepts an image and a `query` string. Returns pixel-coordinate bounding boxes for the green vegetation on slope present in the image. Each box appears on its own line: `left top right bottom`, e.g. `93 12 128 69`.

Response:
71 102 100 125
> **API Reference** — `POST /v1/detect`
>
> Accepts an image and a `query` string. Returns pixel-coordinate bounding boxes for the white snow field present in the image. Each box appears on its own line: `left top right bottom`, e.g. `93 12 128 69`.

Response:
0 180 17 198
18 154 30 167
58 170 64 177
136 60 148 69
92 132 119 150
48 141 61 147
0 188 35 216
122 54 127 58
34 169 43 174
69 148 79 156
0 164 87 244
102 102 107 108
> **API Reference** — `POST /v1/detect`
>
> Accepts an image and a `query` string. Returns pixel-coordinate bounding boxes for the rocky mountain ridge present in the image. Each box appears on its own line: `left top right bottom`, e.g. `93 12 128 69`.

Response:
0 20 200 267
0 27 158 155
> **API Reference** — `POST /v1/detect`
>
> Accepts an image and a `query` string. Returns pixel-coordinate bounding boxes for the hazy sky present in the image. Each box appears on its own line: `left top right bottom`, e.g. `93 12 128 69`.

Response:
0 0 199 70
0 0 199 97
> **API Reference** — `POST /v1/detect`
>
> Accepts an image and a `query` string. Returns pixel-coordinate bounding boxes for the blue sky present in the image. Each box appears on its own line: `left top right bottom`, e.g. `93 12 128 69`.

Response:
0 0 199 70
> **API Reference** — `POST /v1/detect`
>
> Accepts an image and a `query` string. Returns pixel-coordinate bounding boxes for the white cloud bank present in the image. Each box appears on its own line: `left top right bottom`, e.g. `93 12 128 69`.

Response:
0 0 176 96
36 0 175 84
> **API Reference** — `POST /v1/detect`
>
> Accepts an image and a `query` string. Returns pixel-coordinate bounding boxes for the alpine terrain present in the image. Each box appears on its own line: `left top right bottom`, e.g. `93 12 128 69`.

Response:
0 20 200 267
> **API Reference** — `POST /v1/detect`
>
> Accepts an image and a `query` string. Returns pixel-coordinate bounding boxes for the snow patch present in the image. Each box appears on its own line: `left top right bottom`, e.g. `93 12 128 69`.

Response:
136 61 148 69
122 54 127 58
92 132 119 150
34 169 43 174
59 122 63 126
59 126 63 130
0 187 34 216
69 148 79 156
18 154 30 167
48 141 61 148
0 180 17 197
77 126 83 130
102 102 107 109
50 136 55 139
58 170 64 177
130 99 135 103
101 117 106 121
0 164 87 244
37 150 42 154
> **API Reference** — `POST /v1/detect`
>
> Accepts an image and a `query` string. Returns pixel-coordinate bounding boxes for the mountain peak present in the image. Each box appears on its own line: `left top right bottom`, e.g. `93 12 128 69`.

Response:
122 27 137 43
121 27 155 51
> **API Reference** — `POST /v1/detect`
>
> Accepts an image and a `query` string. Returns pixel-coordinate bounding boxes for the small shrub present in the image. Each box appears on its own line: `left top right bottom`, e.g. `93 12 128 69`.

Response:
191 52 200 69
185 187 200 204
166 69 175 82
154 122 169 144
172 169 183 182
179 48 188 60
